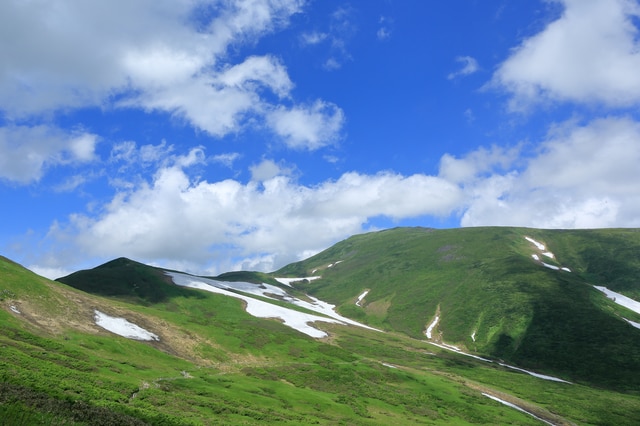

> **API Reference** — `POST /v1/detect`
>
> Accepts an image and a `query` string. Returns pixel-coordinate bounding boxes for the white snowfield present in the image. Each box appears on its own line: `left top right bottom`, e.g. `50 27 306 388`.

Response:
166 271 379 338
94 310 159 341
355 290 369 307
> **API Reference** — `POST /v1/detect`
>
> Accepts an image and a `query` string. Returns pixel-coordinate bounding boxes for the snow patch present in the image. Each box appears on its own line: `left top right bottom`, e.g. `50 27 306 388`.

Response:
594 286 640 315
355 290 369 307
525 236 546 251
541 262 560 271
471 330 476 342
426 342 570 383
382 363 397 369
528 240 570 272
94 311 159 341
425 315 439 339
497 362 571 383
166 272 379 338
9 305 20 314
482 393 555 426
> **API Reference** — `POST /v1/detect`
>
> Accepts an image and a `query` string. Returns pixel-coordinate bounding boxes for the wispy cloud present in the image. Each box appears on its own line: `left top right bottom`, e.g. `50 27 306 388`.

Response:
376 16 393 40
0 125 98 184
447 56 479 80
299 6 356 71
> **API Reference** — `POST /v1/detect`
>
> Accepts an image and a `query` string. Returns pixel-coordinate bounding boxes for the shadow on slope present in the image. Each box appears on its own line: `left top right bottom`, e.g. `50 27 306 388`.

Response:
56 257 204 305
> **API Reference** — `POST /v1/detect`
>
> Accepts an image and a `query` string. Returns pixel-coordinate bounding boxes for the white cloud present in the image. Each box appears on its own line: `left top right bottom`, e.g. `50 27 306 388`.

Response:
32 116 640 275
212 152 241 168
460 117 640 228
300 6 355 71
492 0 640 109
0 125 98 183
376 27 391 40
447 56 479 80
0 0 341 146
46 159 460 274
300 31 328 45
250 159 292 181
439 145 519 184
267 100 345 150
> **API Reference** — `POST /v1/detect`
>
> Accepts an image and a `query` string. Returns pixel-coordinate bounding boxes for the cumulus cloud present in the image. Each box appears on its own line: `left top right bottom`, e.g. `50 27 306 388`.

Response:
492 0 640 109
34 116 640 276
0 125 98 183
46 158 460 274
267 101 345 149
460 117 640 228
0 0 340 146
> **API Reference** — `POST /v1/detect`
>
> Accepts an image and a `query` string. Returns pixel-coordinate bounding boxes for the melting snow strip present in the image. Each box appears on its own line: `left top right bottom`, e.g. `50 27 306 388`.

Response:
482 393 556 426
355 290 369 307
94 310 159 341
525 237 546 251
497 363 571 383
9 305 20 314
425 315 439 339
594 286 640 315
426 341 570 383
624 318 640 330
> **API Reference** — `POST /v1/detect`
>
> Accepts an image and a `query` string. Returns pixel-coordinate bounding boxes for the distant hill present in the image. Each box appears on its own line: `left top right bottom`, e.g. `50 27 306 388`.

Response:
56 257 200 304
2 227 640 424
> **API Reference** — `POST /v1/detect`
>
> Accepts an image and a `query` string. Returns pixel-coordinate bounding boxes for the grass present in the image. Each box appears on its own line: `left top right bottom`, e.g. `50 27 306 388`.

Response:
2 227 640 424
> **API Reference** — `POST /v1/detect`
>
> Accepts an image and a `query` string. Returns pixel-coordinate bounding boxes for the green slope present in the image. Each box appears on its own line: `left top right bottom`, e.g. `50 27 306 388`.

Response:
2 236 640 425
56 257 200 304
275 227 640 389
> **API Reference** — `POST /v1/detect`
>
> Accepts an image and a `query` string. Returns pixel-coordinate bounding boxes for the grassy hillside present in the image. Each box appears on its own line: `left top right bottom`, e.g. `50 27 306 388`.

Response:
275 227 640 390
2 225 640 425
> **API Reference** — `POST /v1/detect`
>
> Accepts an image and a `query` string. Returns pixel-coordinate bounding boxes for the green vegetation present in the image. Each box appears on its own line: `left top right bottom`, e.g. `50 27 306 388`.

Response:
56 257 201 304
276 227 640 390
2 227 640 424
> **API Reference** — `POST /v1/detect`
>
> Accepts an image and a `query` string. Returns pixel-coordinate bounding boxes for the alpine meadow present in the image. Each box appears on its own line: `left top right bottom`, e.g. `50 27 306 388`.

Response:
2 227 640 424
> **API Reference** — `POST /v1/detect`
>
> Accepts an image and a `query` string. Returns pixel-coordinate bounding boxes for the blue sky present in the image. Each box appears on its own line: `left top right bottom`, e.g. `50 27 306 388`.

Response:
2 0 640 278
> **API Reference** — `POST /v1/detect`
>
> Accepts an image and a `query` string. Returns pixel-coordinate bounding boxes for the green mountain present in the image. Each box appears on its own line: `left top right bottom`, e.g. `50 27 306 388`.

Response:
276 227 640 389
1 227 640 424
